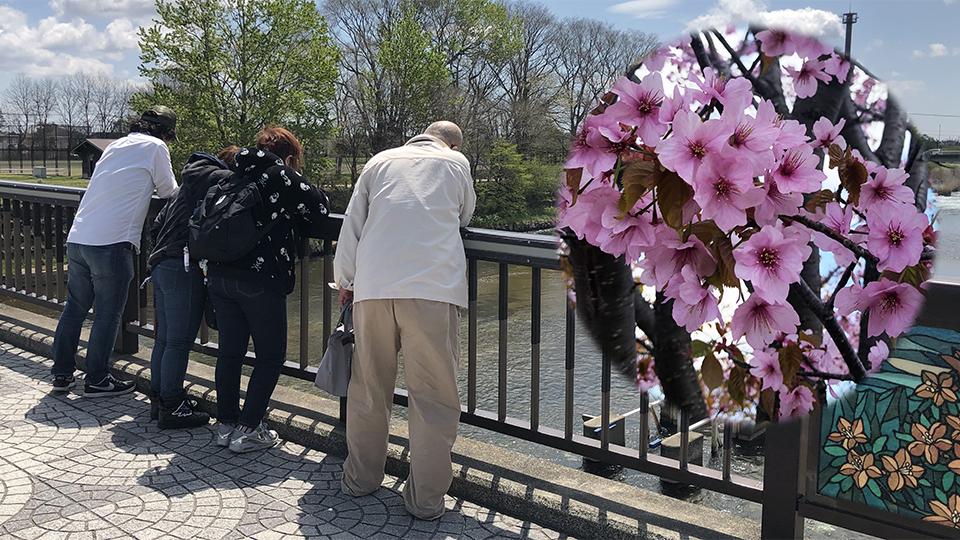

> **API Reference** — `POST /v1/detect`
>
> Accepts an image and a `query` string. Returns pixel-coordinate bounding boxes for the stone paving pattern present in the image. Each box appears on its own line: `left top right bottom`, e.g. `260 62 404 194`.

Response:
0 342 569 539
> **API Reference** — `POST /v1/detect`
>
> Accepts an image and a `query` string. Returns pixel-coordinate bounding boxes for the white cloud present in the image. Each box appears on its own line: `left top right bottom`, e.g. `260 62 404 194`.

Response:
608 0 680 20
50 0 156 21
890 70 901 77
945 0 957 5
912 50 925 58
865 38 883 52
0 6 138 81
886 79 926 97
930 43 949 57
684 0 843 39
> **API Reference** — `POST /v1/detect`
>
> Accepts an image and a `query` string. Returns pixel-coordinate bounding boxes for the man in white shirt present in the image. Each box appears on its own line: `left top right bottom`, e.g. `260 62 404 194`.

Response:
51 106 179 397
334 121 476 520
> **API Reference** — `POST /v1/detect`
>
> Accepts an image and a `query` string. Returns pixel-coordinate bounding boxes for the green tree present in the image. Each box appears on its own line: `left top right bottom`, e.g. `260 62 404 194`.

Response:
137 0 339 169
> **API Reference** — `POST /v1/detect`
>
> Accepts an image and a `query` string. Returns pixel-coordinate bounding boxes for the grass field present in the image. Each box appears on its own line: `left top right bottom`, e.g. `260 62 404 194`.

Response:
0 174 90 188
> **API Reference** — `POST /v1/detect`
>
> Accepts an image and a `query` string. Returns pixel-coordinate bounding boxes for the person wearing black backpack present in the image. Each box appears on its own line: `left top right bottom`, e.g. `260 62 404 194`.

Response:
146 147 237 429
205 127 330 453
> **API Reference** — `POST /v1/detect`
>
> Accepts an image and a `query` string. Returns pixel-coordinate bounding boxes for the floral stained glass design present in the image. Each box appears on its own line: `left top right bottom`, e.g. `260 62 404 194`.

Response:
819 326 960 529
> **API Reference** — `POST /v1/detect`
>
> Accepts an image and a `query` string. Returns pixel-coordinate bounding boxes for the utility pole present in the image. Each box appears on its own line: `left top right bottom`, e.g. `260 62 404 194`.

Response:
843 11 858 59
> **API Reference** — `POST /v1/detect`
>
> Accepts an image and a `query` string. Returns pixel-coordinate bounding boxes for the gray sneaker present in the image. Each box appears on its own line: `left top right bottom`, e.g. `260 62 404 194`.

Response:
216 423 235 447
228 422 280 453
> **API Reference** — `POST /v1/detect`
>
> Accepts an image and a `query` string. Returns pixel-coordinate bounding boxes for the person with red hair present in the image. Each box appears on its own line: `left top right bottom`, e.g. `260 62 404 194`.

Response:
207 127 331 453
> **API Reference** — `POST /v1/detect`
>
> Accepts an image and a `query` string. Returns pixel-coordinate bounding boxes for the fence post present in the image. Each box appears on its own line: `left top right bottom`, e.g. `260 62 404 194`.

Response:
761 417 806 539
114 242 142 355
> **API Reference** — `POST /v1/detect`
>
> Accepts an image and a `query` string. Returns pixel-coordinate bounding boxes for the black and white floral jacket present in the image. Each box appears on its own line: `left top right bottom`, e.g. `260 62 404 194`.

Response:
207 147 330 295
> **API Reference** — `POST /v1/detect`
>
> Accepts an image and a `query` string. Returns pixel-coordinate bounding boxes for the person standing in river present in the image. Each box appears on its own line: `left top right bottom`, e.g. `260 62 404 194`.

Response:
334 121 476 520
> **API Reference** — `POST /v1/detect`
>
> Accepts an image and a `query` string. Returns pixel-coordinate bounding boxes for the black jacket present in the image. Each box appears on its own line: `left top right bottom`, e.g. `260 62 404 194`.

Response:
207 147 330 294
148 152 232 272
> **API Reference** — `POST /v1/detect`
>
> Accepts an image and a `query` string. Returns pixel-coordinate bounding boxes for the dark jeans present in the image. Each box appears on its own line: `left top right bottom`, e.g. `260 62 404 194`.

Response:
150 258 206 399
208 275 287 428
52 242 135 384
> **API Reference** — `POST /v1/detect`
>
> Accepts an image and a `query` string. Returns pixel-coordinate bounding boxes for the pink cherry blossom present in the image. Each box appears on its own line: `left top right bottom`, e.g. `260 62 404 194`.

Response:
651 232 717 289
836 278 924 338
779 384 816 419
756 99 808 152
793 35 831 60
666 266 721 332
823 53 851 82
570 185 621 244
867 340 889 374
786 59 831 99
599 192 657 260
749 347 784 391
565 113 626 179
734 225 807 303
860 167 914 215
642 45 673 72
808 202 856 267
606 73 668 147
754 178 804 227
755 28 796 57
811 116 846 150
693 67 754 111
659 84 693 126
725 108 779 175
693 152 764 230
731 296 801 349
656 110 733 184
770 145 826 193
863 280 924 338
867 209 928 273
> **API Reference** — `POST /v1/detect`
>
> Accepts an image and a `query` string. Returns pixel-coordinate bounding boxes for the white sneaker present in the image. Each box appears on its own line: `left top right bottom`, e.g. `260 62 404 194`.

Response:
216 423 235 447
228 422 280 453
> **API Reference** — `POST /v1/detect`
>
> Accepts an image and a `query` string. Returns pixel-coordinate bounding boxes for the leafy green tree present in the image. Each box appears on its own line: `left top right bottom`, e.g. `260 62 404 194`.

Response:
137 0 339 169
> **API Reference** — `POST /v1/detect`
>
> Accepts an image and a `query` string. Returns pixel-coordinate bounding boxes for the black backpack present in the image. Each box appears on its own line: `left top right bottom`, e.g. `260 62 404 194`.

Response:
187 174 280 263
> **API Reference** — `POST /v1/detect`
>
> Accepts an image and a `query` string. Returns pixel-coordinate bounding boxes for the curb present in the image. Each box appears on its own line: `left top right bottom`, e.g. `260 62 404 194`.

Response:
0 303 760 540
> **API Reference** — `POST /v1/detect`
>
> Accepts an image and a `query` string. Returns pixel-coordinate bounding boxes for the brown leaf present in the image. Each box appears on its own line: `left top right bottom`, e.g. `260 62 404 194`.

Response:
798 331 822 348
728 366 747 405
656 170 692 229
565 168 583 206
761 387 777 419
760 53 776 76
805 189 836 213
940 351 960 373
618 161 657 217
701 351 724 391
689 220 722 245
827 144 846 169
711 233 740 288
778 343 802 385
838 158 867 207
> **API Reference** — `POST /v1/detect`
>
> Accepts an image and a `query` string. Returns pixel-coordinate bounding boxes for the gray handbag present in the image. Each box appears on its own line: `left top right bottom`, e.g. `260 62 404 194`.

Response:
314 301 353 397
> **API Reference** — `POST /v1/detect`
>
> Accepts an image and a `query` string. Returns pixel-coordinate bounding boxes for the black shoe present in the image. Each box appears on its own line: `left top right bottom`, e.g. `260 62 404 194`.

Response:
150 398 159 421
84 374 136 397
52 373 75 392
158 395 210 429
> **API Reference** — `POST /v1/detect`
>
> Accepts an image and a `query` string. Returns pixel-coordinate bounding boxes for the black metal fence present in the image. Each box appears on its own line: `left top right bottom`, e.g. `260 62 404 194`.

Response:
0 180 956 539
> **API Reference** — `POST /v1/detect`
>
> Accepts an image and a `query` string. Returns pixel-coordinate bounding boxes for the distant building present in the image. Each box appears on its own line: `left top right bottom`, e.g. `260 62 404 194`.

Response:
71 139 119 179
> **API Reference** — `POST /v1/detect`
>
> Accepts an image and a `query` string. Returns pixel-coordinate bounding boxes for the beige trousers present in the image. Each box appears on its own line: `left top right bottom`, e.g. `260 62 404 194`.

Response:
341 298 461 520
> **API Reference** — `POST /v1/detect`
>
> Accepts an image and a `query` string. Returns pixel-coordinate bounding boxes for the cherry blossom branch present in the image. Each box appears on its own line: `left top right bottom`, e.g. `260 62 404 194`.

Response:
789 278 867 382
797 370 855 381
780 214 880 266
825 262 857 312
710 30 759 86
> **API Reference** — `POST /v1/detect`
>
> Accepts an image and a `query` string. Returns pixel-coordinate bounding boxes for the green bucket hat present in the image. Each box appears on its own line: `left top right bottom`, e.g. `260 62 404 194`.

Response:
141 105 177 130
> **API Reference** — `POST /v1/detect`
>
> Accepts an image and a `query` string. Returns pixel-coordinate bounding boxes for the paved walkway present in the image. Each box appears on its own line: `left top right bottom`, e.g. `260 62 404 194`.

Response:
0 342 568 540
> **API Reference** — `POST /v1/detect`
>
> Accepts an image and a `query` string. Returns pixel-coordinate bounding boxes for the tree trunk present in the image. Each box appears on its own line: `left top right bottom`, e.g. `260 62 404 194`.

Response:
654 292 709 422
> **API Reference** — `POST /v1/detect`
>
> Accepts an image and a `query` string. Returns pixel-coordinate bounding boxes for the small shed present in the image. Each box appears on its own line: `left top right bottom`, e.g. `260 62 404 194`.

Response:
72 139 119 179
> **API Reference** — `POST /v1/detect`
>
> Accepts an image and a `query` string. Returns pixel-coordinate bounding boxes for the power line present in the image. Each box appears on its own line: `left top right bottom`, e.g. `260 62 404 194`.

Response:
908 113 960 119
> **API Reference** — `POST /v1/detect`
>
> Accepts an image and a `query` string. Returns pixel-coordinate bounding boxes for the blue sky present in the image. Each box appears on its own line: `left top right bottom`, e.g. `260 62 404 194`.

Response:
0 0 957 140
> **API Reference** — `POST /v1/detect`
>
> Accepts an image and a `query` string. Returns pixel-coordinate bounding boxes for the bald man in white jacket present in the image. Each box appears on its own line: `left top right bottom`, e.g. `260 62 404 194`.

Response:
334 121 476 520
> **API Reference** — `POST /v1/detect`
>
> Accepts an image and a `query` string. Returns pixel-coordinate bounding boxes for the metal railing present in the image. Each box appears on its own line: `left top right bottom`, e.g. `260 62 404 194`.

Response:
0 180 956 539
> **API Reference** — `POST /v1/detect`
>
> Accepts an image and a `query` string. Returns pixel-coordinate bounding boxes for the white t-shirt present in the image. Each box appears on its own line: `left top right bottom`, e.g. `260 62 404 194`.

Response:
334 135 476 308
68 132 178 252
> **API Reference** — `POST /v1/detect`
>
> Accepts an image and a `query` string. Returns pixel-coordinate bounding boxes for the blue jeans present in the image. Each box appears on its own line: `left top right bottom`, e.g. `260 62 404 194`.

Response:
208 275 287 428
52 242 135 384
150 258 206 399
